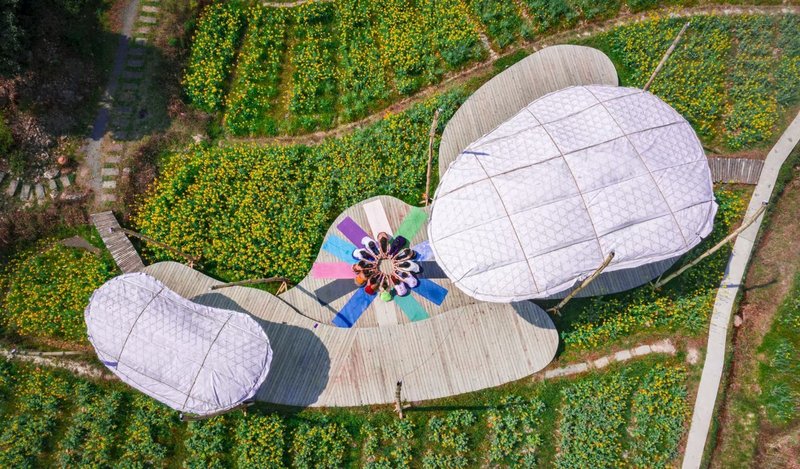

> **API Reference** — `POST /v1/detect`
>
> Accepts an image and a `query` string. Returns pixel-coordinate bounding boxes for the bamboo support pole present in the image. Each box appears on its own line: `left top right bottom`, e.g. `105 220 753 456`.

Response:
395 381 404 419
423 109 442 206
548 251 615 314
112 227 200 267
9 349 86 357
643 21 690 92
654 203 768 290
210 277 294 291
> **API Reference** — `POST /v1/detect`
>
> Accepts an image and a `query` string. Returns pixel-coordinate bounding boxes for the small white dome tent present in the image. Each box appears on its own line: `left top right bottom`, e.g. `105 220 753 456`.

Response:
85 272 272 417
429 85 716 302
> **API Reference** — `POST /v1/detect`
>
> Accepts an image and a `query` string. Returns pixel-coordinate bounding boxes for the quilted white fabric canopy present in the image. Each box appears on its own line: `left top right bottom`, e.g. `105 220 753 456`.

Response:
85 272 272 416
429 85 716 302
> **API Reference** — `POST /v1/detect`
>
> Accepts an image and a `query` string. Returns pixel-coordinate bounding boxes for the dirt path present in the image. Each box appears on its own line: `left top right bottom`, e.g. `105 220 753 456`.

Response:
711 172 800 467
224 3 800 147
81 0 141 208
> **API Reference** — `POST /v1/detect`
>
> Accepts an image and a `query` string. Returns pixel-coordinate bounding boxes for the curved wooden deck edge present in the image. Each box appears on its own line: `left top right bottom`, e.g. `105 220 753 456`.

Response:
144 261 559 407
438 44 619 175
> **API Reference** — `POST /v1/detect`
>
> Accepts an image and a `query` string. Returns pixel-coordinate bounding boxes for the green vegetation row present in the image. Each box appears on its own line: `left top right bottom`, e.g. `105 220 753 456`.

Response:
0 357 689 468
588 14 800 150
184 1 800 150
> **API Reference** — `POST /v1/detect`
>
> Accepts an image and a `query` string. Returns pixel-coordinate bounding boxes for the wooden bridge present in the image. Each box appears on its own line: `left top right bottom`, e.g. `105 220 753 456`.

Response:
90 211 144 273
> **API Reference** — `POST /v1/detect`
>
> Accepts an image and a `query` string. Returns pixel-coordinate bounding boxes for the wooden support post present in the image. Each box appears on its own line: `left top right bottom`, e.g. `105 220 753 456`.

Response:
112 226 200 267
643 21 690 92
423 109 442 207
395 381 404 419
210 277 294 291
548 251 615 315
654 203 768 290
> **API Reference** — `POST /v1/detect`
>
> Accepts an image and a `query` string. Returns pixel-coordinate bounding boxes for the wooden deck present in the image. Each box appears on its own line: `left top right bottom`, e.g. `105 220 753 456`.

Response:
708 157 763 185
90 211 144 273
281 196 486 328
438 45 618 174
145 261 559 407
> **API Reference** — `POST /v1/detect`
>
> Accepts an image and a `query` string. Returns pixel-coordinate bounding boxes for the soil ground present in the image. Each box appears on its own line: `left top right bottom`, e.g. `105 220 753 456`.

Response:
712 162 800 467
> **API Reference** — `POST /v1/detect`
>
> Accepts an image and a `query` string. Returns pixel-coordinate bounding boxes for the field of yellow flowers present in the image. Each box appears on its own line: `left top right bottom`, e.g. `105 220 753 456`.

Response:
589 14 800 150
134 90 466 282
0 241 115 343
0 355 689 467
184 0 800 140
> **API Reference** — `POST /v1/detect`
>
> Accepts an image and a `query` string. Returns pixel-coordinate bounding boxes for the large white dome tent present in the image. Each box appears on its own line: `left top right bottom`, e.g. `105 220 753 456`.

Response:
85 272 273 417
428 85 716 302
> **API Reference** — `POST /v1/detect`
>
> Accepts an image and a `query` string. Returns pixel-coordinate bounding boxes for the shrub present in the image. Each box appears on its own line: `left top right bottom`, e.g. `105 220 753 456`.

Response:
0 366 73 467
58 382 123 468
224 6 287 136
1 241 115 342
290 420 350 468
468 0 529 48
486 395 545 467
183 2 245 112
234 414 286 468
117 395 178 468
556 371 633 468
0 115 12 154
628 365 688 468
362 419 415 468
422 410 477 468
185 416 229 469
524 0 579 33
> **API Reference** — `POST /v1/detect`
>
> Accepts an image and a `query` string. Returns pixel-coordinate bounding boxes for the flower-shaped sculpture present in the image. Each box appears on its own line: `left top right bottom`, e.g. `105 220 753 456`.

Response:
352 232 420 301
309 200 449 328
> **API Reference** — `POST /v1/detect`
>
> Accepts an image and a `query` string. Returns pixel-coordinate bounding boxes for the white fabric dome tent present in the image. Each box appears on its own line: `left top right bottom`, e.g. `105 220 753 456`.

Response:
85 272 272 417
429 85 716 302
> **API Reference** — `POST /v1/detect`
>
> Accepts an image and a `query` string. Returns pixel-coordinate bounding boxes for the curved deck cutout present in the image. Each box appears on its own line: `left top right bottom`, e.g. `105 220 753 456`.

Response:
144 261 558 407
439 45 618 174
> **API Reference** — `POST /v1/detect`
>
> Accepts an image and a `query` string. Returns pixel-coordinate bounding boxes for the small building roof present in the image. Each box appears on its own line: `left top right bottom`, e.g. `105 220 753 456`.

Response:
429 85 716 302
85 272 272 416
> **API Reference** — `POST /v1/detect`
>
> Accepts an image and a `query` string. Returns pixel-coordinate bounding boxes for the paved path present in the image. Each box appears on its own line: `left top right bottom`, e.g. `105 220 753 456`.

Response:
540 339 678 380
682 111 800 468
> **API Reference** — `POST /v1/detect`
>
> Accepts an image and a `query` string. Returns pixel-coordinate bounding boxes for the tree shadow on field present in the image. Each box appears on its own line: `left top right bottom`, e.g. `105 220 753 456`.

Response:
191 292 331 408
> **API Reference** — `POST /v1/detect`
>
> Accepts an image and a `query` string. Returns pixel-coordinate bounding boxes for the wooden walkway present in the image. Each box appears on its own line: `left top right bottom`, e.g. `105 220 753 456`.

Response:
145 261 558 407
707 157 763 185
90 211 144 273
438 45 618 174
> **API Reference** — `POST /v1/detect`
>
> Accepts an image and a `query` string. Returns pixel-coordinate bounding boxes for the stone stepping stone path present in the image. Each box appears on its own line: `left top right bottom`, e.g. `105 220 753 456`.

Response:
79 0 160 209
0 171 72 205
6 178 19 196
89 0 161 207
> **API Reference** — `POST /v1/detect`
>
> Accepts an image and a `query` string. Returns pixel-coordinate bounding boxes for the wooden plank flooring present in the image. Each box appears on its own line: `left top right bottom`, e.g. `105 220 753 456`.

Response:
707 157 763 185
280 196 483 328
144 261 559 407
439 45 619 175
90 211 145 273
